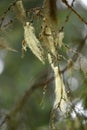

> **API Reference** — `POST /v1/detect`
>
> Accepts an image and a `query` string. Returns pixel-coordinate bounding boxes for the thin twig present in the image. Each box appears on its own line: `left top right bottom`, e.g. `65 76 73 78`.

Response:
61 35 87 73
62 0 87 25
0 73 54 127
0 0 18 29
59 0 76 32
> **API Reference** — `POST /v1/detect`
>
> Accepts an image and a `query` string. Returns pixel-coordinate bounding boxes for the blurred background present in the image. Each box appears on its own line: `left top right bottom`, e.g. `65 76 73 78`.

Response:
0 0 87 130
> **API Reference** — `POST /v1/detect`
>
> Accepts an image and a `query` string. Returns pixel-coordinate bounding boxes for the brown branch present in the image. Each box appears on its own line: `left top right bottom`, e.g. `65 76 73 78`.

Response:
10 77 54 116
49 0 58 23
0 43 18 52
59 0 76 32
61 35 87 73
62 0 87 25
0 0 18 29
0 73 54 127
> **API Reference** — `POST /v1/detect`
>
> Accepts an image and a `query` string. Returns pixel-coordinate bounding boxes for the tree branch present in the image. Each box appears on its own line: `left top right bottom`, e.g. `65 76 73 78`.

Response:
62 0 87 25
0 72 54 127
61 35 87 73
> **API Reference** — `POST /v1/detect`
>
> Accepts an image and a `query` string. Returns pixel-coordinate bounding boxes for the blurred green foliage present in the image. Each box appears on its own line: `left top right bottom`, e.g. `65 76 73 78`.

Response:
0 0 87 130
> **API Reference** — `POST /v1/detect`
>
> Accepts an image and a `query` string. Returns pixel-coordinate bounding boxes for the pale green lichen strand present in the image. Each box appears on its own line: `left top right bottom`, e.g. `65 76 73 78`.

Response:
24 22 45 63
48 53 68 113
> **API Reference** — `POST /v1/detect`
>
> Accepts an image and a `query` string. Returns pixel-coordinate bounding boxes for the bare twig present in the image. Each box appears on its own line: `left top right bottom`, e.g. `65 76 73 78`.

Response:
0 73 54 127
62 0 87 25
0 0 18 29
0 43 18 52
61 35 87 73
59 0 76 32
10 76 54 116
